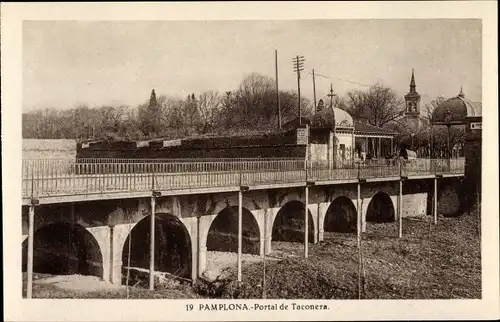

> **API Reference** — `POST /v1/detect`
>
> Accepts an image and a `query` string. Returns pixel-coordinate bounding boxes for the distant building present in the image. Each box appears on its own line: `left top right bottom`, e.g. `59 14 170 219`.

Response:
396 69 430 132
432 87 482 159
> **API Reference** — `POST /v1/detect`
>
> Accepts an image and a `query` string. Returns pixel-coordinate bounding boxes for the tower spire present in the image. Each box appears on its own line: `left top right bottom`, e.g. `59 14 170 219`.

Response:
410 69 416 92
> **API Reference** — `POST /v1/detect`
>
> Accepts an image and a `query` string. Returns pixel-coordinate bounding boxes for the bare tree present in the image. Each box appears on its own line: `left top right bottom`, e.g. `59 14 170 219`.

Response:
346 84 405 128
232 73 276 129
424 95 447 121
198 90 222 134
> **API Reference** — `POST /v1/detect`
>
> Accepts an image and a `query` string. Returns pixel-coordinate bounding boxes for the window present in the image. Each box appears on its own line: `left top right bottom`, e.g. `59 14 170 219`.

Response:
340 144 346 160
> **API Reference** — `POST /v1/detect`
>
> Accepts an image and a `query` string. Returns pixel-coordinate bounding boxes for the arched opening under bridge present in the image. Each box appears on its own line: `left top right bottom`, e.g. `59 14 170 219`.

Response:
121 213 192 283
272 200 314 243
207 206 260 255
324 196 357 233
366 192 395 223
22 222 103 278
438 184 463 217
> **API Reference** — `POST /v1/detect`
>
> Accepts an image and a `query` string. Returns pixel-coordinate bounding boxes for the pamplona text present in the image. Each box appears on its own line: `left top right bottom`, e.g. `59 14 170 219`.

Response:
187 303 329 311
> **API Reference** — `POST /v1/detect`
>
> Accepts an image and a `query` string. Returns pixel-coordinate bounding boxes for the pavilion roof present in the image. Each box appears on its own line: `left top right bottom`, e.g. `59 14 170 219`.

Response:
353 121 398 136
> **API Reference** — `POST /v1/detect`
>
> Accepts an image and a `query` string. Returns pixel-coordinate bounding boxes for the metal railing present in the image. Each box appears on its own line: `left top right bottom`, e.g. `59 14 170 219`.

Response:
22 158 465 199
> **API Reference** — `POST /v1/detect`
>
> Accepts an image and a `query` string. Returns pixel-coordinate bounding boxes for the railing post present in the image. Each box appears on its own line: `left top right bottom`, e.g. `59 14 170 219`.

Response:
151 164 155 191
239 162 243 187
31 167 35 199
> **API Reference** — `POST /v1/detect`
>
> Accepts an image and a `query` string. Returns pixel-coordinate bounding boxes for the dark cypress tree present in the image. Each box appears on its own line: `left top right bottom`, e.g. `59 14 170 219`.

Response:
146 89 160 137
149 89 157 108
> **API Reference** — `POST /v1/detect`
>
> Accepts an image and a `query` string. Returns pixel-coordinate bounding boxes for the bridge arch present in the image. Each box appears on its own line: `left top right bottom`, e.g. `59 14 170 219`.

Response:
323 196 358 233
22 222 103 278
366 191 395 223
438 183 462 217
121 213 192 281
272 200 314 243
206 206 260 255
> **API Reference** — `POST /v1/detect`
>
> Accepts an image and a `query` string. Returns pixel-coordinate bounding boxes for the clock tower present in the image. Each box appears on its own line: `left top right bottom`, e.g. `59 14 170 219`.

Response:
404 69 421 129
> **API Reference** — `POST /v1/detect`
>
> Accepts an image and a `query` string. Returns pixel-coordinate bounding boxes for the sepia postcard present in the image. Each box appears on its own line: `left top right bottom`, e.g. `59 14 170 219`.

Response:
1 1 499 321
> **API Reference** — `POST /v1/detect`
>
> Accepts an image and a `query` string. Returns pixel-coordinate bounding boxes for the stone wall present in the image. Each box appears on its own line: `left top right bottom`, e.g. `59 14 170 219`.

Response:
77 130 306 160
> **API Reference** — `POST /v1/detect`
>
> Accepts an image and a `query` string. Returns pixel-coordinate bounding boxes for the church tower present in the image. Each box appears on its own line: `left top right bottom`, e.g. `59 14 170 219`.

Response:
404 69 421 128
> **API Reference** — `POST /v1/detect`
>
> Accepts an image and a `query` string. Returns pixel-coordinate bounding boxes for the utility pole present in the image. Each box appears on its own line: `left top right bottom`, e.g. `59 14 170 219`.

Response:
275 50 281 130
293 55 305 124
312 69 317 113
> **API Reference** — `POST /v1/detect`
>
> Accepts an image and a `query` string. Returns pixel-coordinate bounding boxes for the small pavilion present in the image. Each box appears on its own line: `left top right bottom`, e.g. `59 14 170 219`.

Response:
284 85 398 166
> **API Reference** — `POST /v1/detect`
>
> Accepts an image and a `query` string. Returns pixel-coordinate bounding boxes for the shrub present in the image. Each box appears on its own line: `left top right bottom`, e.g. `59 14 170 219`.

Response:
219 257 357 299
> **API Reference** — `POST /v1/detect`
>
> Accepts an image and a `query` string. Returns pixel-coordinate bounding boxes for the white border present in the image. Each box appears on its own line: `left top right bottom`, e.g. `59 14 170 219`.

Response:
2 2 498 321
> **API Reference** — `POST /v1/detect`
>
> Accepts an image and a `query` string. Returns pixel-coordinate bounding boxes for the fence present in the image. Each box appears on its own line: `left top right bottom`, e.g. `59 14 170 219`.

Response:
22 158 465 199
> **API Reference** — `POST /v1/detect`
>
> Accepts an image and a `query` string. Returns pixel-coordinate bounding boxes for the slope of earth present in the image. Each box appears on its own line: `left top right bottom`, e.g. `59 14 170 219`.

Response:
219 209 481 299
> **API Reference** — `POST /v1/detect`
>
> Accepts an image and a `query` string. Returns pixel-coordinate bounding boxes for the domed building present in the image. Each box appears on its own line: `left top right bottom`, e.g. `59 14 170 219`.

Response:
309 99 356 165
431 87 482 211
432 87 482 124
430 87 482 158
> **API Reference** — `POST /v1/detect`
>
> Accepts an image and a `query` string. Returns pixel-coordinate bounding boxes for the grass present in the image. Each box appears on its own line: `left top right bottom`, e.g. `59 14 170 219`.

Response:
24 207 480 299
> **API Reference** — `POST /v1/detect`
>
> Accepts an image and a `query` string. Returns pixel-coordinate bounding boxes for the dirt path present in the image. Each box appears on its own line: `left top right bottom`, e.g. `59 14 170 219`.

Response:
35 274 124 291
203 251 285 280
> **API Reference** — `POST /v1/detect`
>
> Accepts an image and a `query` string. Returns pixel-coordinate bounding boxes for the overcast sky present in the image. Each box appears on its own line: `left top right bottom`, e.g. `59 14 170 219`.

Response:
23 19 481 112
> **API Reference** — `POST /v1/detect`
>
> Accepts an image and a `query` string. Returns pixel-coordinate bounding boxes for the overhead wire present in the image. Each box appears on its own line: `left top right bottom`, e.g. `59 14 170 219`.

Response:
308 71 440 100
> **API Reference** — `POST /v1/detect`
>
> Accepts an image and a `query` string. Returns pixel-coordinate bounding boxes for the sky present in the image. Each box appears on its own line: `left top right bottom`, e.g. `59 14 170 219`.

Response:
23 19 482 112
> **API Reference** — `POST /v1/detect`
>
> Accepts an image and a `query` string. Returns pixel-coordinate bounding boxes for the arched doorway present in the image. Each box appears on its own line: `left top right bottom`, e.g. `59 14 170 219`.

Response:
272 200 314 243
122 213 192 281
207 206 260 255
22 223 103 278
366 192 395 223
324 196 357 233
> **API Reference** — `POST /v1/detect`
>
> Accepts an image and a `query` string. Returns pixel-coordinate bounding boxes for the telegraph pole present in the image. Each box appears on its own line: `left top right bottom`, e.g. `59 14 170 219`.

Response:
312 69 317 112
275 50 281 130
293 55 305 124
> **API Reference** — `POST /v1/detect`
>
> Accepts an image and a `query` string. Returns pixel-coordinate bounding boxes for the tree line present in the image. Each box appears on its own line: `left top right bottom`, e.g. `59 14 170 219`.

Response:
23 73 312 142
22 72 464 156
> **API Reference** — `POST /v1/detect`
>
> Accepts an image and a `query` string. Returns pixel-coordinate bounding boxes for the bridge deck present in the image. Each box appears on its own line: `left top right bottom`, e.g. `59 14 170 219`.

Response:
22 158 465 205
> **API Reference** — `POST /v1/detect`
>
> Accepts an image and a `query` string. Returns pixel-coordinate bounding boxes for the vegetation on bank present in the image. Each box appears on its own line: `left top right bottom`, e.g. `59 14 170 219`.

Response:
200 208 481 299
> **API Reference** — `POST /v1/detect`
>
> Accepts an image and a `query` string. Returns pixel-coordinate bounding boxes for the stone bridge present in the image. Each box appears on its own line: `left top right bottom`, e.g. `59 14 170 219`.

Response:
21 158 465 296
